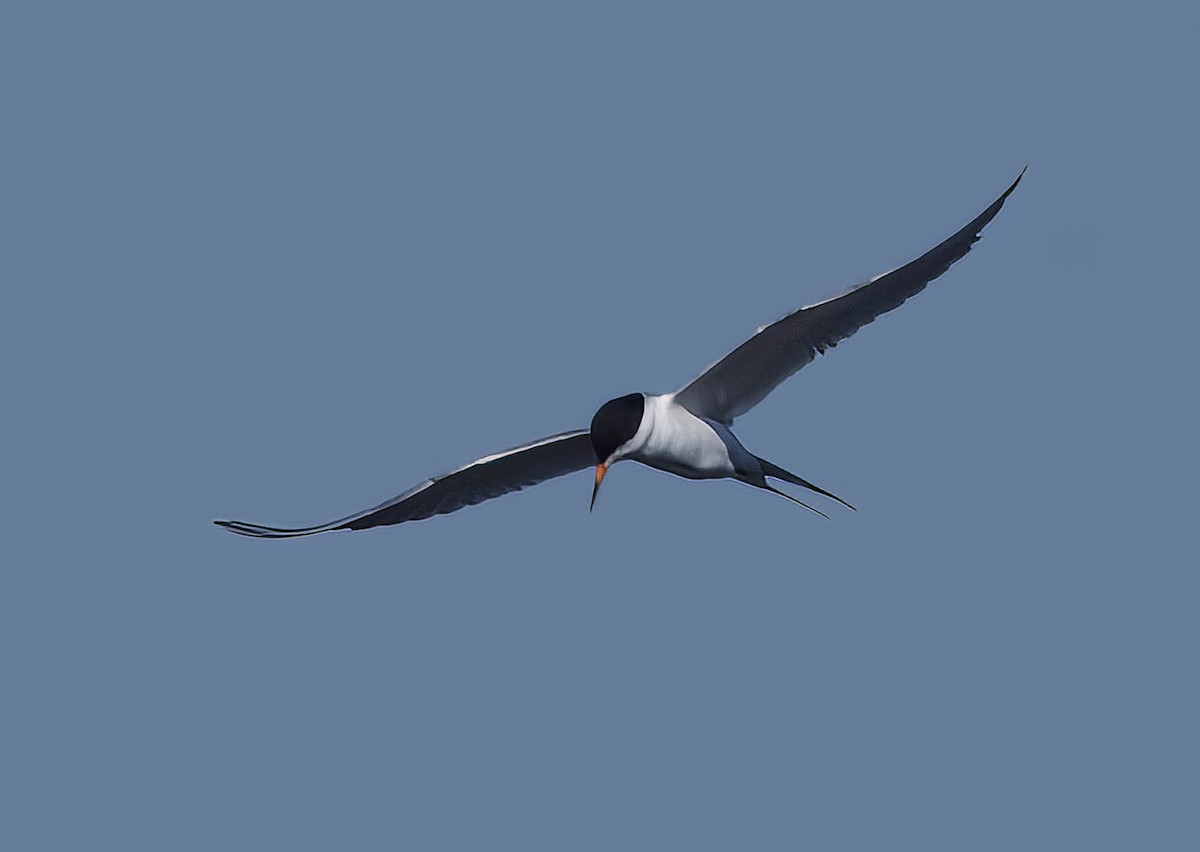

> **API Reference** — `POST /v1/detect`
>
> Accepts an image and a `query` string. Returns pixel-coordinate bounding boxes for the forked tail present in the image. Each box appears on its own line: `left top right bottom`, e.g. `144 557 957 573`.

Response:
754 456 857 512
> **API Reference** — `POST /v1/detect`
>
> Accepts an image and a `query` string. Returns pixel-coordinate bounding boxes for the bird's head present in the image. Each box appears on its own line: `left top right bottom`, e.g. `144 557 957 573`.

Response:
588 393 646 510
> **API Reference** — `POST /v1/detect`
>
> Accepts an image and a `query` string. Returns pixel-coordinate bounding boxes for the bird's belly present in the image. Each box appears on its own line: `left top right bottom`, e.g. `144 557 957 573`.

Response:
631 412 737 480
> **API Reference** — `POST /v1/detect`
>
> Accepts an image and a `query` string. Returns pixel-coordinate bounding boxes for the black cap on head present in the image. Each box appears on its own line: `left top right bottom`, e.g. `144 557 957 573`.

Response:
589 393 645 462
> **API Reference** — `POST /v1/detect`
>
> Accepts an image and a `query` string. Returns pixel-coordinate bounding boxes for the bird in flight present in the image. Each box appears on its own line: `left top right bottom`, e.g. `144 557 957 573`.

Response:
216 169 1023 537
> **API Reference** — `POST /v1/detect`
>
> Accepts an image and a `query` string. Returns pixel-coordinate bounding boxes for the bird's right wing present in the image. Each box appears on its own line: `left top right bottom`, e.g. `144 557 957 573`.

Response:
214 430 596 538
674 169 1024 424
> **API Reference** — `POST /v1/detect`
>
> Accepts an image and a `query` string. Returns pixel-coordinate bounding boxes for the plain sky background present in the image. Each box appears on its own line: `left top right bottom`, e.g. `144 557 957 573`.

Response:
3 2 1198 849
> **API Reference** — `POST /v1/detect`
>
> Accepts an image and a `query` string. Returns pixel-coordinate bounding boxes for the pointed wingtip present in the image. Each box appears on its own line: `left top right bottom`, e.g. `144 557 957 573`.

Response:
213 518 289 538
1004 165 1027 198
214 518 258 537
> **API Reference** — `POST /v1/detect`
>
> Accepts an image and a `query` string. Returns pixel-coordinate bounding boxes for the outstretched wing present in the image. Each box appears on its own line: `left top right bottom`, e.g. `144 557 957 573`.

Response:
215 430 595 538
674 169 1024 425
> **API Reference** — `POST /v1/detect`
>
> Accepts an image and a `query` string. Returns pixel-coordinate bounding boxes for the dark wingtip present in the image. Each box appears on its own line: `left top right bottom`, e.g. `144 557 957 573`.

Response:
1000 166 1027 201
213 518 289 538
957 166 1026 249
213 516 345 538
214 518 264 538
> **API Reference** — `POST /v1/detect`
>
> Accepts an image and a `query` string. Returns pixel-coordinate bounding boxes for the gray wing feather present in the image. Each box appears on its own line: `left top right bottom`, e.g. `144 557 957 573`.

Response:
674 170 1024 424
215 430 595 538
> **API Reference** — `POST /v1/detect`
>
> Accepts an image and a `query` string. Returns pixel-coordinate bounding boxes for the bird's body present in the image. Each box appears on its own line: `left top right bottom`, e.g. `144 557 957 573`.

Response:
216 169 1024 538
593 392 853 518
623 394 748 481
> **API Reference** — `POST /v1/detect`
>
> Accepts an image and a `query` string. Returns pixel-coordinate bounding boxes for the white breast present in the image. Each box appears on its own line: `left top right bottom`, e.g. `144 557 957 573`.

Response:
619 394 746 480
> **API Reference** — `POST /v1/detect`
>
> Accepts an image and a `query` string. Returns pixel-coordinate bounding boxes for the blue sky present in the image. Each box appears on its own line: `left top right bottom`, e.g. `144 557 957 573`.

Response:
3 2 1198 849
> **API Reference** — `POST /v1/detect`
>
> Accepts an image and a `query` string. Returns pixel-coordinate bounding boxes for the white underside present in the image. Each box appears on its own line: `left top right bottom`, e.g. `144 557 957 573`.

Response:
613 394 758 481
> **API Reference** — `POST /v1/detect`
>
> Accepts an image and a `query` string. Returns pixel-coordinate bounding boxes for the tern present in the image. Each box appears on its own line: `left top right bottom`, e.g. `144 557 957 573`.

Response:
216 170 1023 538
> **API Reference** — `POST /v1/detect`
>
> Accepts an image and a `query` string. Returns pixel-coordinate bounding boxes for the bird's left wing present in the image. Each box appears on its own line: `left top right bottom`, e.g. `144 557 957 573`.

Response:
215 430 595 538
674 169 1024 425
